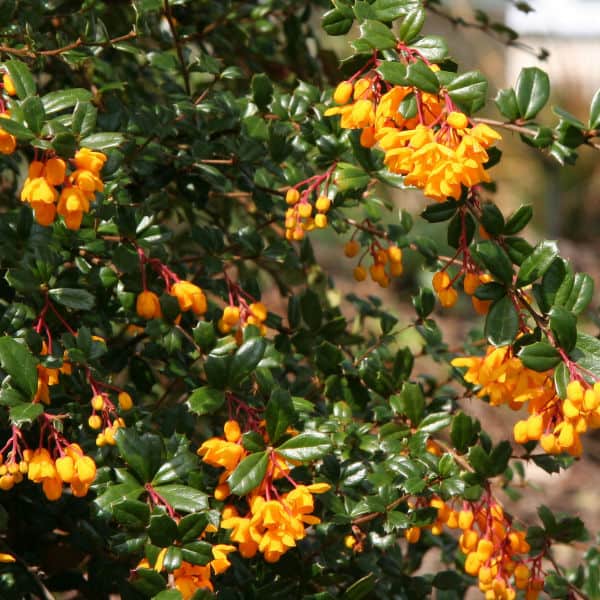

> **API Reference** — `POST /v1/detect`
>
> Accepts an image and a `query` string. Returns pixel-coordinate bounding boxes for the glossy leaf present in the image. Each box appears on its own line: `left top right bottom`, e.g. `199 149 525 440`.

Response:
484 295 518 346
228 451 269 496
515 67 550 119
276 432 332 462
519 342 561 372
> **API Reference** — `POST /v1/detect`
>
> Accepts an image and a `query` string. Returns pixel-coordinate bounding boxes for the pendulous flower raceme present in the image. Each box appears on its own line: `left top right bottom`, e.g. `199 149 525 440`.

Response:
405 494 543 600
453 345 600 456
198 420 330 564
325 72 501 203
20 148 107 230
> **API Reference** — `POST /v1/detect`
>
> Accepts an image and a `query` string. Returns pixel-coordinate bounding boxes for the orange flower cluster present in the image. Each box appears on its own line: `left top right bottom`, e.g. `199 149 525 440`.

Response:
406 496 541 600
452 346 600 456
0 449 29 491
325 75 501 202
433 270 492 312
221 482 330 563
198 420 329 563
198 420 248 500
345 238 403 288
218 301 268 338
20 148 107 230
136 281 207 320
27 444 96 500
284 188 331 241
138 544 236 599
88 390 131 447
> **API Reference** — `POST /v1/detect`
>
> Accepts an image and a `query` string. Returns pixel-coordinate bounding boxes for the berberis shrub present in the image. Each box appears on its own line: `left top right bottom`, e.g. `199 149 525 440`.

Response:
0 1 599 598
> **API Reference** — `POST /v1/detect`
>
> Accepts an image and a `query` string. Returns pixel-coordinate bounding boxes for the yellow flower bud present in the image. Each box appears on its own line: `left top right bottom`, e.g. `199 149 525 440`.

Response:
136 290 162 320
314 213 327 228
91 394 104 411
432 270 451 292
404 526 421 543
118 391 133 411
353 265 367 281
315 196 331 213
447 111 468 129
513 420 529 444
88 415 102 430
223 306 240 326
249 302 267 322
333 80 353 105
387 245 402 263
285 188 300 205
344 240 360 258
458 510 474 530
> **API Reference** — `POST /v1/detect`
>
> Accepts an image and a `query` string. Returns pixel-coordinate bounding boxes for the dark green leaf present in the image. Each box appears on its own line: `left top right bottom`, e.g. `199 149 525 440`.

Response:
549 307 577 353
180 541 212 566
468 446 492 477
480 203 504 236
228 451 269 496
9 402 43 426
554 362 569 399
277 432 332 462
0 117 35 141
515 67 550 119
472 241 513 284
410 36 448 62
49 288 95 310
300 289 322 330
495 88 519 121
421 200 458 223
433 571 465 590
321 8 353 36
516 240 559 286
21 96 45 135
505 236 533 265
6 59 36 98
80 132 124 150
446 71 488 114
417 413 451 433
229 337 266 385
450 413 479 454
357 20 396 51
177 513 209 543
390 382 425 425
398 8 425 43
519 342 560 372
504 205 533 235
484 295 518 346
251 73 273 110
265 387 296 445
148 513 178 547
342 573 375 600
113 500 150 529
152 485 208 513
335 162 370 192
407 60 439 94
377 62 408 86
0 337 38 398
115 428 163 483
187 387 225 416
42 88 93 114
